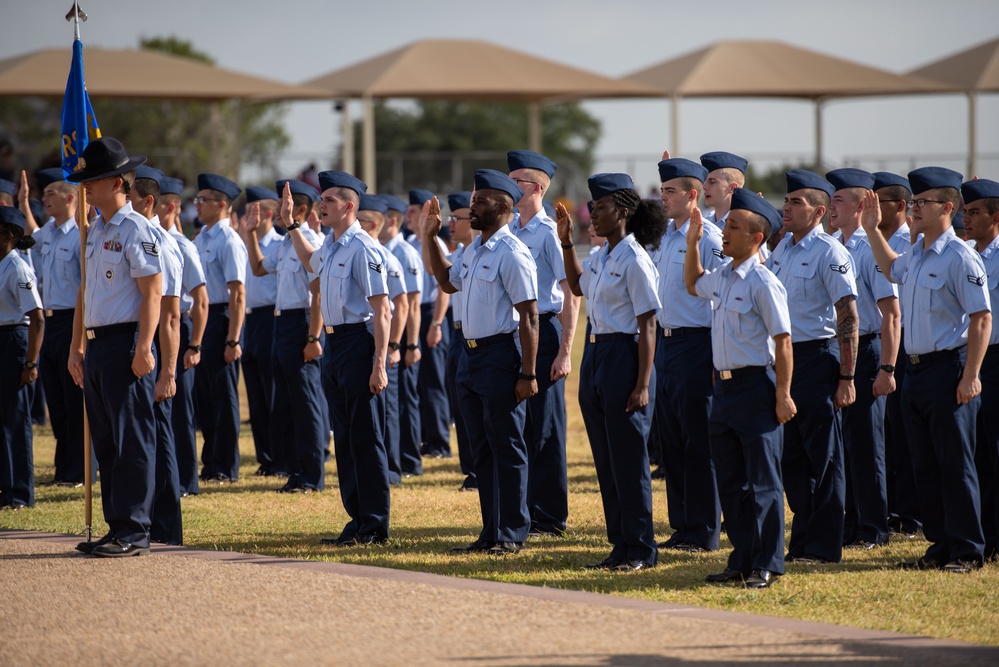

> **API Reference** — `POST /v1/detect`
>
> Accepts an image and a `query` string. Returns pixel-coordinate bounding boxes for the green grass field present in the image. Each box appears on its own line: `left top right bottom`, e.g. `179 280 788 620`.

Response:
3 315 998 645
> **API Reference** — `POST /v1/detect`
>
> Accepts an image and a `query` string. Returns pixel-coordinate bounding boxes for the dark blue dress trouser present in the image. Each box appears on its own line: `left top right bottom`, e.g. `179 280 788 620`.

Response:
195 307 241 480
173 314 199 495
885 332 921 529
398 326 422 475
419 302 451 456
446 325 475 479
0 327 33 507
242 307 275 470
977 344 999 557
39 310 89 483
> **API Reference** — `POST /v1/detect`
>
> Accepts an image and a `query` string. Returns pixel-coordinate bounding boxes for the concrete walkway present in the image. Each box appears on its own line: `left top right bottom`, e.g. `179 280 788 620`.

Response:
2 529 996 666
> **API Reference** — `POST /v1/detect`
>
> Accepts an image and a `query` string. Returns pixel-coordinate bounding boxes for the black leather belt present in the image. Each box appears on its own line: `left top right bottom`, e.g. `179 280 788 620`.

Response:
0 323 28 333
453 321 462 330
858 332 879 344
275 308 306 317
588 332 637 344
714 366 767 381
540 312 557 322
246 305 275 315
208 303 227 313
792 338 832 351
85 322 137 340
663 326 710 338
908 347 961 365
324 322 366 335
464 332 512 349
44 308 74 317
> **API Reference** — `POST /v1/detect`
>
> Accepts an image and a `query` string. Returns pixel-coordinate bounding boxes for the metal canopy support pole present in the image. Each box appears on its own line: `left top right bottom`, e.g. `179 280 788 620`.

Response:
528 102 541 153
815 98 825 170
671 94 680 155
340 99 354 174
968 91 977 177
362 95 376 190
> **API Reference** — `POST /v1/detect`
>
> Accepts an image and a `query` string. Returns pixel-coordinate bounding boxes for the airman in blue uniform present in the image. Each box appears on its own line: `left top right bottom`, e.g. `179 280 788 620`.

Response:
863 167 990 572
285 170 392 546
0 207 44 511
193 173 247 483
766 170 859 565
652 157 726 553
557 173 665 571
826 168 901 551
424 170 539 556
687 188 794 589
507 150 578 537
67 137 162 557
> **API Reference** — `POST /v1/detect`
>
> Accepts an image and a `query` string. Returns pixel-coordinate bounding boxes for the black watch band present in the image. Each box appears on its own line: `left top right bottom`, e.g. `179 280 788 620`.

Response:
306 335 319 344
388 342 401 351
879 364 895 374
187 344 202 353
286 221 302 231
519 373 537 381
405 344 418 351
838 374 854 381
24 361 37 369
226 340 239 348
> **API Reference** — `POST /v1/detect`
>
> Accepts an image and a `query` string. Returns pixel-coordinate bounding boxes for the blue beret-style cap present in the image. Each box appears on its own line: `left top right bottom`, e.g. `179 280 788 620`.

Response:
0 206 26 230
38 168 65 189
197 173 241 200
379 194 408 213
952 211 965 231
409 189 435 206
160 177 184 196
700 151 748 174
447 191 471 211
658 158 708 184
318 170 367 197
0 178 15 196
731 188 783 237
588 173 636 201
245 185 279 203
542 200 555 218
359 194 388 213
135 165 165 186
276 179 319 202
507 150 557 178
473 169 523 204
873 171 910 193
786 169 835 198
825 168 875 191
962 179 999 204
908 166 963 195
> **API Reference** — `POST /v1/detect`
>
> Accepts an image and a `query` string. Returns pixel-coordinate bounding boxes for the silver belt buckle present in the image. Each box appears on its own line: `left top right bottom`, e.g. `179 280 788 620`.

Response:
909 354 920 364
246 307 253 314
86 329 96 340
324 325 335 335
274 310 281 317
45 309 54 317
589 334 596 343
663 328 673 337
719 370 733 380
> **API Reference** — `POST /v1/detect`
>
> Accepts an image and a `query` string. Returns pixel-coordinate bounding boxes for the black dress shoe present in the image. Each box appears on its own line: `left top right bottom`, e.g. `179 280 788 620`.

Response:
449 539 495 554
843 539 878 550
75 534 112 555
745 569 778 588
91 539 150 558
357 533 388 545
320 532 359 546
528 527 567 539
583 556 624 570
943 559 982 573
613 559 655 572
705 568 745 583
459 476 478 492
898 557 942 570
671 542 708 553
650 465 667 480
786 554 832 564
487 541 523 555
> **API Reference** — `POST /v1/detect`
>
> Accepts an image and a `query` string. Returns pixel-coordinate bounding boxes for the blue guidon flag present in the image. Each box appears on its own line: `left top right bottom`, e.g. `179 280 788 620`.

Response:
61 37 101 178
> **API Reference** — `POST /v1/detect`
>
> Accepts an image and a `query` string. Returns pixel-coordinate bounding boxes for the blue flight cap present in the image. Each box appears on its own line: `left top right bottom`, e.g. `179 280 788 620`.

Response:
0 178 14 196
962 179 999 205
731 188 782 237
38 168 65 189
135 165 165 187
245 186 279 203
276 179 319 202
658 158 708 184
908 166 963 195
380 194 408 213
586 200 594 214
29 199 46 223
318 170 367 197
197 173 241 200
473 169 523 204
507 150 557 178
542 200 555 218
359 194 388 214
409 189 435 206
588 173 635 201
826 168 875 191
786 169 835 198
873 171 910 193
952 211 965 232
160 177 184 196
0 206 27 231
700 151 748 174
447 191 471 211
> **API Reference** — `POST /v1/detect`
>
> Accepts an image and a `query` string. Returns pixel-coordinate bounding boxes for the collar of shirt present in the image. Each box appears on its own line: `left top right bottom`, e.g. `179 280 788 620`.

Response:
607 233 640 261
791 224 822 250
201 218 230 240
668 217 691 236
893 223 910 241
923 226 957 256
478 222 515 253
979 233 999 259
334 220 362 247
0 249 18 272
54 218 78 235
149 214 164 230
841 226 867 249
731 252 761 280
513 210 549 234
260 227 282 246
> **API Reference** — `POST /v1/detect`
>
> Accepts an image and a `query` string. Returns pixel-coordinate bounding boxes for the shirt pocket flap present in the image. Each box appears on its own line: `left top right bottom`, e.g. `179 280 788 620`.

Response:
790 261 817 279
723 296 754 314
916 271 946 291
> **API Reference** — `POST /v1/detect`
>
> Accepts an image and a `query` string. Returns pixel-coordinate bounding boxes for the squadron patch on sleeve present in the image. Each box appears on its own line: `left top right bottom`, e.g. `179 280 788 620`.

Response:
829 262 850 274
142 241 160 257
368 261 383 273
17 280 34 290
968 274 986 286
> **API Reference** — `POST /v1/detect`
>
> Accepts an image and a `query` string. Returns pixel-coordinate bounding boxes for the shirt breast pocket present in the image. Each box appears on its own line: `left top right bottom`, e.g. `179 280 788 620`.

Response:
279 253 302 275
98 248 125 291
788 261 816 296
56 245 75 278
916 270 946 294
669 249 687 285
723 295 754 335
471 263 503 304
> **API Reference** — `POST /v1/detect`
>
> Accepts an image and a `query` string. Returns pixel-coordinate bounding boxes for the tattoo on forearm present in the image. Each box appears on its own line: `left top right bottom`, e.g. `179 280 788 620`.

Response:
835 295 858 375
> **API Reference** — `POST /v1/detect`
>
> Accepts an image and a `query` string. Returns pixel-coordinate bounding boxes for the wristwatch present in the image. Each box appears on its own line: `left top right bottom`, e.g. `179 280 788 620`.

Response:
225 340 239 348
431 320 441 328
879 364 895 374
287 221 302 231
388 342 401 351
24 361 37 369
187 344 202 353
405 344 419 351
306 335 319 344
838 374 854 381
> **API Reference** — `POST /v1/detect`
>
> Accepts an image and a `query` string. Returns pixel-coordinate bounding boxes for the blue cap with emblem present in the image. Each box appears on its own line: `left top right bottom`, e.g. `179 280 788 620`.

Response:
700 151 748 174
473 169 523 204
873 171 910 193
961 179 999 205
198 173 241 200
658 158 708 184
908 166 963 195
0 206 27 231
542 200 555 218
38 168 65 189
0 178 16 196
587 173 636 201
318 170 367 197
409 189 435 206
359 194 388 213
245 186 278 203
276 179 319 202
380 194 408 213
826 168 875 191
786 169 835 198
507 150 557 178
135 165 165 187
731 188 782 238
160 177 184 196
447 192 471 211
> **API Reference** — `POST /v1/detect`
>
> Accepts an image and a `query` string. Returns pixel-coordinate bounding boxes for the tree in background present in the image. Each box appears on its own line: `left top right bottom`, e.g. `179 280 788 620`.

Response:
353 101 601 198
0 37 289 193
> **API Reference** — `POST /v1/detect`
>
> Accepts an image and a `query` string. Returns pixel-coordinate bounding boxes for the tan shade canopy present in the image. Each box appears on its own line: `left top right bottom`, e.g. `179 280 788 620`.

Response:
624 39 952 98
304 39 660 101
908 36 999 92
0 47 334 101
